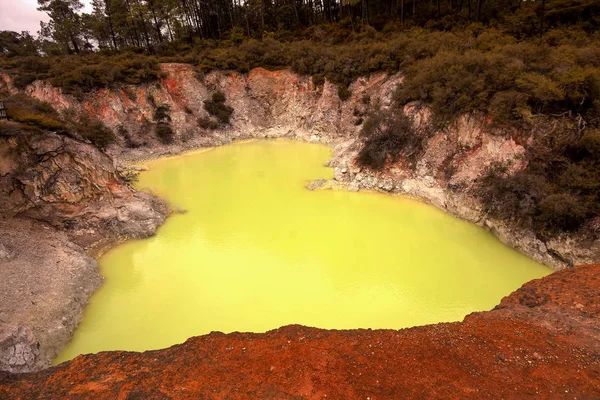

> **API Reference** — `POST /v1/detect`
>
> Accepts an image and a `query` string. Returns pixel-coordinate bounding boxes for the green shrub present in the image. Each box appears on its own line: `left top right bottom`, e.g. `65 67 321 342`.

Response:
338 85 352 101
7 110 64 130
74 116 116 150
578 129 600 158
1 52 162 98
536 193 590 232
211 91 226 104
357 109 424 169
156 122 174 144
203 91 233 126
4 93 64 130
152 104 174 144
477 123 600 235
197 116 219 130
153 105 172 122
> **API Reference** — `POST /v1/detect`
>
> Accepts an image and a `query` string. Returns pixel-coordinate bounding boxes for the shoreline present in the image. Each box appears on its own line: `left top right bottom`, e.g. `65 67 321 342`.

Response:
4 264 599 398
50 138 552 364
0 131 576 374
116 134 573 270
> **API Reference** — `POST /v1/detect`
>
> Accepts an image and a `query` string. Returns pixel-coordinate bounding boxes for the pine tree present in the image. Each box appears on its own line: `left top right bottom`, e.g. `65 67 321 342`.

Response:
37 0 84 53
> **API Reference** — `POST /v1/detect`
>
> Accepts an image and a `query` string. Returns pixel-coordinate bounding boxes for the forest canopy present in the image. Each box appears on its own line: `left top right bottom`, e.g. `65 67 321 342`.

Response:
0 0 598 56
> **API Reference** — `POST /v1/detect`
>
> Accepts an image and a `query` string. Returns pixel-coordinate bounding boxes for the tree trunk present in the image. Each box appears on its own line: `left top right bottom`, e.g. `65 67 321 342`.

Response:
149 5 163 43
540 0 546 37
401 0 404 27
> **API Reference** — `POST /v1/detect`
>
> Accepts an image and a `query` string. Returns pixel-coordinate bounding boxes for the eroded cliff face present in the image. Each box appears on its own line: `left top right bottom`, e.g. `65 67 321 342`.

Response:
4 63 597 267
0 125 167 247
0 124 167 372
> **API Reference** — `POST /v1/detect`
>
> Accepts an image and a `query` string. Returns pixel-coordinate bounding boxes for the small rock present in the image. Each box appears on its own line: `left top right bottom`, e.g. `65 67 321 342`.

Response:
379 182 394 192
0 323 44 373
307 179 327 191
341 168 348 174
350 166 361 175
348 182 360 192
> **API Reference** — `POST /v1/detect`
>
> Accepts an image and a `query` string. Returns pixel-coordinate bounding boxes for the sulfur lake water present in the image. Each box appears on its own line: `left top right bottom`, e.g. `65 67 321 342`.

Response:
54 139 550 363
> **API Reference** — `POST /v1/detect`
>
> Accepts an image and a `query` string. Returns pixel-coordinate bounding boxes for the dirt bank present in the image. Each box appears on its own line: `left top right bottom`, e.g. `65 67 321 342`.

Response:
2 264 598 399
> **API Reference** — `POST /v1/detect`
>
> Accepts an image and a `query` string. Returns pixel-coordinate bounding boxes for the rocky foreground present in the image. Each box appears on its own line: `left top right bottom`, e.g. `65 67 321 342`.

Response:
1 265 598 399
0 125 167 372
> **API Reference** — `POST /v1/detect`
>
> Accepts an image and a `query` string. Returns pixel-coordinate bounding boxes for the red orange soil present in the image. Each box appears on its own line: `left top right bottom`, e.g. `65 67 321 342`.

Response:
1 265 599 399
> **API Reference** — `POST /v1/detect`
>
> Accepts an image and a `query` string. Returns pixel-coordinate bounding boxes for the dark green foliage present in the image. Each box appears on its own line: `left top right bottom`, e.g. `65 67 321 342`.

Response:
211 91 226 104
3 93 64 130
0 52 162 99
152 104 174 144
0 31 38 57
203 91 233 126
153 105 172 123
0 120 44 137
395 31 600 127
155 123 174 144
118 125 137 148
197 116 219 130
477 125 600 234
537 194 590 232
338 85 352 102
1 91 115 149
357 109 425 169
73 115 116 150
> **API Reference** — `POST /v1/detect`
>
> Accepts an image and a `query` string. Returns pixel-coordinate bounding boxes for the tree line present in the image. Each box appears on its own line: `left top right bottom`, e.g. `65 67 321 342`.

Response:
0 0 598 56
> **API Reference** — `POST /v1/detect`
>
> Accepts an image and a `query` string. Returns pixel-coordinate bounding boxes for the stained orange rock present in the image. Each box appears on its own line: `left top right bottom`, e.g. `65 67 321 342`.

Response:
1 265 599 399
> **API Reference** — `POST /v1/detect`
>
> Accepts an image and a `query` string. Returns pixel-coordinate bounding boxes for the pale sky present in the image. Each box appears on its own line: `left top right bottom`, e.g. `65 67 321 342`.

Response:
0 0 92 35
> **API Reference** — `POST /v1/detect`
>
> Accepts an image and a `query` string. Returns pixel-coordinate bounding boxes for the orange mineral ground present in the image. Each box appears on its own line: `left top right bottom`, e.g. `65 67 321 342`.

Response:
1 265 599 399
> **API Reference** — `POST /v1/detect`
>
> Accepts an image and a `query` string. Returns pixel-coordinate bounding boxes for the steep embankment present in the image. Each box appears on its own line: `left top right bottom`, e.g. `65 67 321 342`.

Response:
4 64 596 268
1 265 598 399
0 124 167 372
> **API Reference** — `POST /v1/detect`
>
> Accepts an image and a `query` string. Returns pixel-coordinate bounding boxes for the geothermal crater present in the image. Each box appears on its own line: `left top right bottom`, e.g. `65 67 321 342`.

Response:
55 139 549 363
0 67 598 398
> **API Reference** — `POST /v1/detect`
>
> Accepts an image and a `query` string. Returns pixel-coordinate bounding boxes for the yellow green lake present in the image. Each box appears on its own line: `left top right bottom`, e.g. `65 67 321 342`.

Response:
55 139 550 363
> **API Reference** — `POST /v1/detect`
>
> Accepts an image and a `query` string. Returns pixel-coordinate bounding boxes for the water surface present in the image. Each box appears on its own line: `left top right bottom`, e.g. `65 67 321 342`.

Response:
55 139 550 363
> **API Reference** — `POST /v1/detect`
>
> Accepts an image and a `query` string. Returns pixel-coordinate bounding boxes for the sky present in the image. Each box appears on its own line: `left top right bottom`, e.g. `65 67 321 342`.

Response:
0 0 92 35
